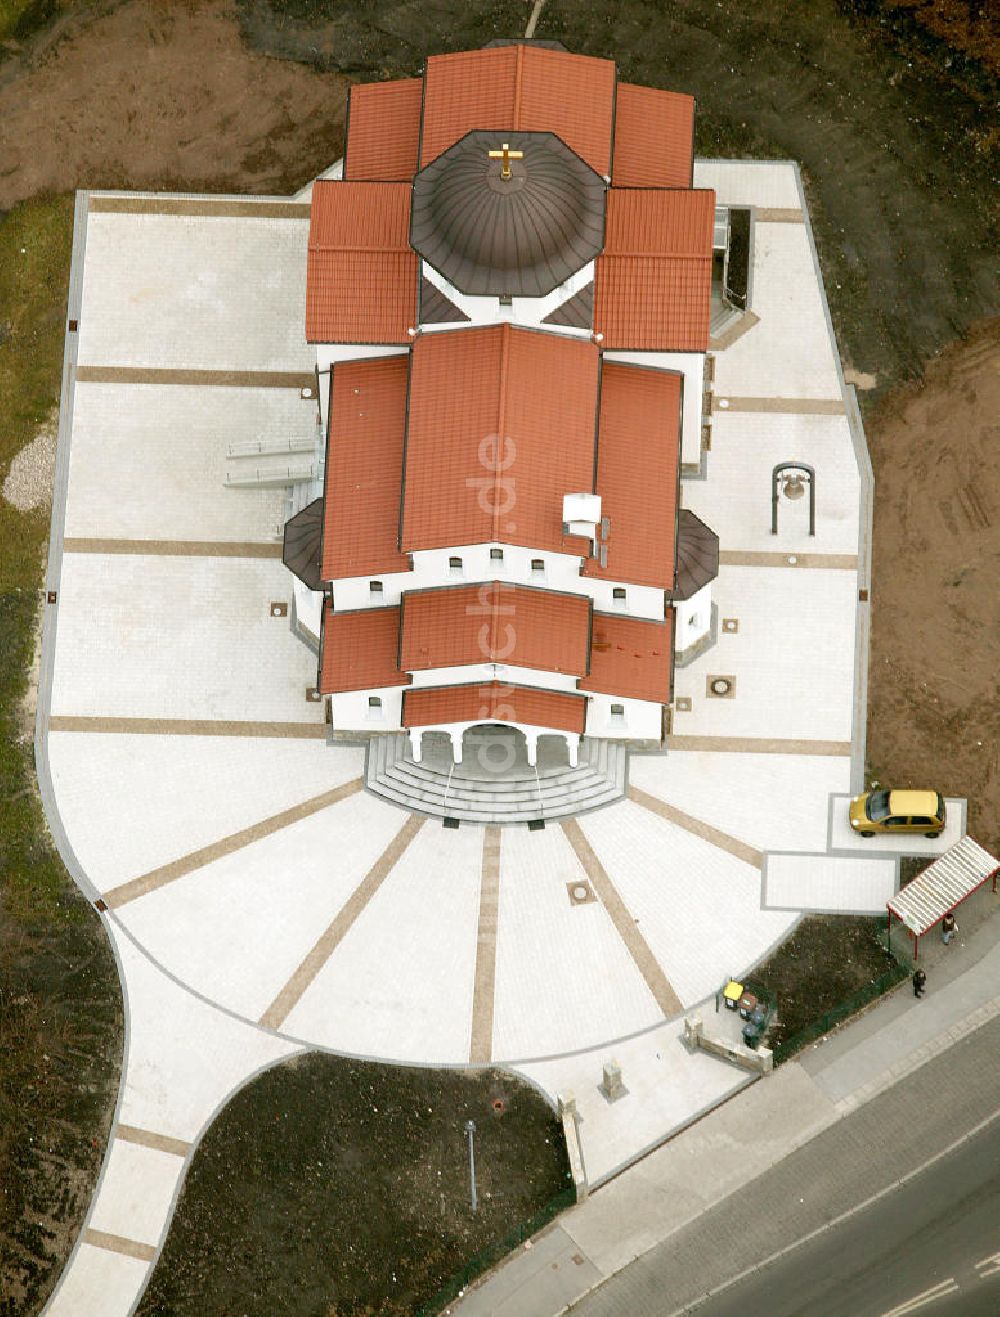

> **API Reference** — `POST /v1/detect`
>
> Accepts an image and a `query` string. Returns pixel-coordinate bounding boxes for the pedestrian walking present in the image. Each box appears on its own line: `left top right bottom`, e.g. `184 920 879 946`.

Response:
912 967 927 998
942 912 957 945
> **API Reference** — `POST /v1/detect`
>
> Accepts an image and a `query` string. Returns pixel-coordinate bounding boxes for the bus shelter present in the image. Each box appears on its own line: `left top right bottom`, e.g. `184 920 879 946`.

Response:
887 836 999 958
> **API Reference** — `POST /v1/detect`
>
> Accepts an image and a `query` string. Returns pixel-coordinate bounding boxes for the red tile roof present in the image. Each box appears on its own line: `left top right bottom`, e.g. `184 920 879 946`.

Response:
322 356 410 580
401 324 598 553
594 188 715 350
581 612 674 703
583 363 680 589
319 605 409 693
306 182 418 343
403 681 586 734
420 46 616 175
612 84 694 187
344 79 423 181
400 583 591 674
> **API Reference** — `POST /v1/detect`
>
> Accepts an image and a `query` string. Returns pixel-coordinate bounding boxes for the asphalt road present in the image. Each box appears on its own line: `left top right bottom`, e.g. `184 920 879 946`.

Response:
688 1114 1000 1317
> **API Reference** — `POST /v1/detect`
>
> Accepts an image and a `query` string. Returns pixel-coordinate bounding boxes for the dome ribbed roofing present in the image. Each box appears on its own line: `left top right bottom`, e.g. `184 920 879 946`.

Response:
410 130 606 298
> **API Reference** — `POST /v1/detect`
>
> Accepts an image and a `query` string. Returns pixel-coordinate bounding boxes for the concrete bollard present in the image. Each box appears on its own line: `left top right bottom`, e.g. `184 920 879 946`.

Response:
600 1058 627 1103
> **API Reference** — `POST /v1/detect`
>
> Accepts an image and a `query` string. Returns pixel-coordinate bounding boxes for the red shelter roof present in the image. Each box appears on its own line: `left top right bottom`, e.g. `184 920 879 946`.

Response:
583 363 680 590
319 605 409 694
420 45 616 175
581 613 674 703
612 84 694 188
306 182 418 343
400 583 591 674
400 324 598 554
322 356 410 580
403 682 586 733
344 79 423 181
594 188 715 350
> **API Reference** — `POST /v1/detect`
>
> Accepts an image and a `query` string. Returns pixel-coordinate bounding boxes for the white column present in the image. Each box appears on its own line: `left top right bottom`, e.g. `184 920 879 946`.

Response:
566 735 579 768
450 729 464 764
524 731 538 767
409 728 424 762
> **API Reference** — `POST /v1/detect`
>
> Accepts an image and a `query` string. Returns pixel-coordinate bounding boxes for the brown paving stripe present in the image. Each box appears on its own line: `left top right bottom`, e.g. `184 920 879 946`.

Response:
666 735 851 756
629 785 762 869
49 717 327 739
75 366 315 390
82 1228 157 1263
710 309 761 351
116 1125 192 1158
561 819 683 1019
88 196 311 218
470 826 501 1064
103 779 363 910
754 208 805 222
259 814 424 1031
64 538 282 558
719 550 858 570
713 395 846 415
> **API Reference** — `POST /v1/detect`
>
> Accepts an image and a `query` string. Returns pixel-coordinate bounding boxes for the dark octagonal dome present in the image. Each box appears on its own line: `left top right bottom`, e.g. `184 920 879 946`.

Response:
410 130 606 299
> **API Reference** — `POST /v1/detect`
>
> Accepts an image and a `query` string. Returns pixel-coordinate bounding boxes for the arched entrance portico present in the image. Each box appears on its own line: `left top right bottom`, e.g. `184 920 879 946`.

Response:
407 719 579 769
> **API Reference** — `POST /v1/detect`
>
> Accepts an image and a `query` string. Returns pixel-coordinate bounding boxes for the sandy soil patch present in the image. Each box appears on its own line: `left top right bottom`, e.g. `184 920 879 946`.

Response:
0 0 348 208
867 319 1000 849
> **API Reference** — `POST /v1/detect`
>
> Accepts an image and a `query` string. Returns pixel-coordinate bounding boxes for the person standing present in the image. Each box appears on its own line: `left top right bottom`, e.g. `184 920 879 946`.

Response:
912 968 927 998
942 911 957 945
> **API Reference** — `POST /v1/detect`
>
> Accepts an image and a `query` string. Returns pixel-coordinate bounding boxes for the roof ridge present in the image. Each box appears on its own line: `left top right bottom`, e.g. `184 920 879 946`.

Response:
513 43 525 126
492 324 511 542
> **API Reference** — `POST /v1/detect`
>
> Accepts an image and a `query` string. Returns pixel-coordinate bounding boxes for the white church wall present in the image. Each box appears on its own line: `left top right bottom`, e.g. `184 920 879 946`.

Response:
407 664 580 693
328 685 406 731
584 693 663 740
674 581 713 650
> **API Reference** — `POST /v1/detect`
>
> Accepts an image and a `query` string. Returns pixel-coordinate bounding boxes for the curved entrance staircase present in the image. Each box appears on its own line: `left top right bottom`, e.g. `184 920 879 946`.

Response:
364 730 627 825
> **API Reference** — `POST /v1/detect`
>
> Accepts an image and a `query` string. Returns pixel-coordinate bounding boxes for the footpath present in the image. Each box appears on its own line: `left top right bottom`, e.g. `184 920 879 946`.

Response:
453 880 1000 1316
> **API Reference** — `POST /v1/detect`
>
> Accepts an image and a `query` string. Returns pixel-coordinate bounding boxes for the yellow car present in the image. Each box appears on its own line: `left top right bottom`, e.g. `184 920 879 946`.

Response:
849 788 945 838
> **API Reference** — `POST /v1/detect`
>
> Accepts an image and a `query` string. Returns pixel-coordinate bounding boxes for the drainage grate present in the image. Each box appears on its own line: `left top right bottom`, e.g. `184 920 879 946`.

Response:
567 881 596 906
722 617 739 633
675 696 693 712
443 817 460 829
270 601 289 618
527 818 545 831
707 675 736 699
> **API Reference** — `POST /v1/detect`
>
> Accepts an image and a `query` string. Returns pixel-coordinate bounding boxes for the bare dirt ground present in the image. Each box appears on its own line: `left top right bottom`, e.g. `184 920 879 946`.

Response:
867 319 1000 851
0 0 349 206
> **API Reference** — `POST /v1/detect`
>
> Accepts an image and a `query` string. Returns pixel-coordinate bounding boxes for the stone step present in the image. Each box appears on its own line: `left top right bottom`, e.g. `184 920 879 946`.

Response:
366 776 623 824
384 759 599 798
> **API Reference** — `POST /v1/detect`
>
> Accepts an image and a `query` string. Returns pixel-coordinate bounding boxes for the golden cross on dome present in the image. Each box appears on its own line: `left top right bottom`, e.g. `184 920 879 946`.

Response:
488 142 524 181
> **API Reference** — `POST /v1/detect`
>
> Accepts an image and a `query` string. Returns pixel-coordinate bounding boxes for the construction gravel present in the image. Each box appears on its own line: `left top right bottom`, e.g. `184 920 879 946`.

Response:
3 414 57 512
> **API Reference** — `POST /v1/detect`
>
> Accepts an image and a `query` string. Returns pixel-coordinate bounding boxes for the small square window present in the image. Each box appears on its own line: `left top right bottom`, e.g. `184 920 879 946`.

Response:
610 702 625 717
612 587 626 600
449 556 463 570
490 548 504 561
368 696 382 709
369 580 383 594
531 558 545 573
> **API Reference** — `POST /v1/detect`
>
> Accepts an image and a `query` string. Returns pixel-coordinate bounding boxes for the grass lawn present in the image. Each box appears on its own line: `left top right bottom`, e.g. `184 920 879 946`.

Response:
0 194 124 1314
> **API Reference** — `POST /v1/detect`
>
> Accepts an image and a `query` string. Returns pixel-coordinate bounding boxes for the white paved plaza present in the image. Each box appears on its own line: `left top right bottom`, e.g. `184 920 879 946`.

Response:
39 166 930 1312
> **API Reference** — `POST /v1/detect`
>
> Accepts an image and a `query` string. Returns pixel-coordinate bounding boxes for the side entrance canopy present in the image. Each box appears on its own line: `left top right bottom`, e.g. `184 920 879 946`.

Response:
887 835 999 958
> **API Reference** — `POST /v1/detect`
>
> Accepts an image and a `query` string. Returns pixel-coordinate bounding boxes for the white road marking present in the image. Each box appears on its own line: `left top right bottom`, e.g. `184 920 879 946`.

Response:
881 1278 959 1316
974 1248 1000 1279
